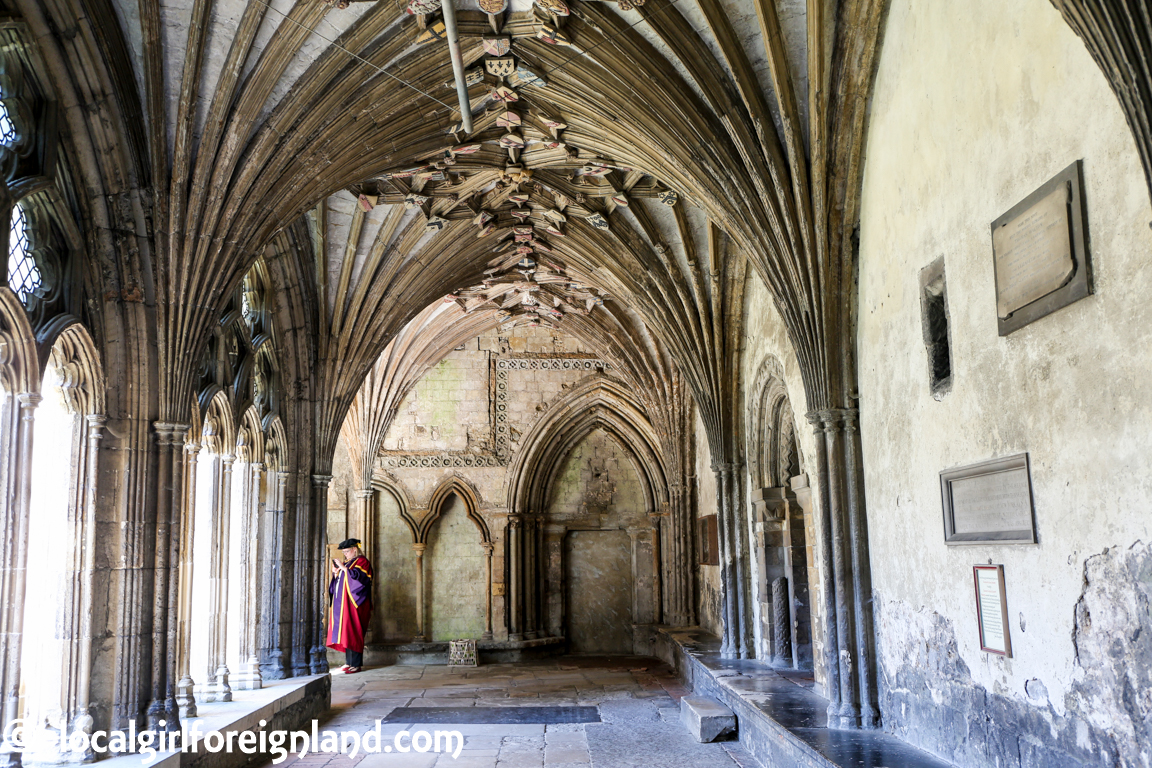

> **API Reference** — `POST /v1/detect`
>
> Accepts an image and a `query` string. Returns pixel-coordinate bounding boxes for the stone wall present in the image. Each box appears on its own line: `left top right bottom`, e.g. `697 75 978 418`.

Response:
694 411 723 637
546 429 648 653
856 0 1152 763
330 324 660 651
739 272 824 683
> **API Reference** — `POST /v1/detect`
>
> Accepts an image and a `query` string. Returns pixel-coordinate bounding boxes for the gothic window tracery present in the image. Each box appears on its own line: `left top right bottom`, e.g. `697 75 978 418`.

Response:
7 203 40 305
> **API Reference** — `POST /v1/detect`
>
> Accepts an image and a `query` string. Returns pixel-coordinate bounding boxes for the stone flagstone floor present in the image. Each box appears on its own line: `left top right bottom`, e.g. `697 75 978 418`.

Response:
260 657 759 768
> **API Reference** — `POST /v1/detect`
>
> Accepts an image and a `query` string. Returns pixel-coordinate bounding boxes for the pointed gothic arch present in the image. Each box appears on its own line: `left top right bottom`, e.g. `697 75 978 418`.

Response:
421 475 490 546
506 376 669 518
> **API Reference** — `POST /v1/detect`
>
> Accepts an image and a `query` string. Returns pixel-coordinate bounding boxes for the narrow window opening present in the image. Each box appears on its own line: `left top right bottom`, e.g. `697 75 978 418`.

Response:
920 258 953 398
8 203 41 305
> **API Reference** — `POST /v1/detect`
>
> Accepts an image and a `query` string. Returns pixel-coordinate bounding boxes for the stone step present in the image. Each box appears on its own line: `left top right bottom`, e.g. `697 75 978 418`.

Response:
681 694 737 742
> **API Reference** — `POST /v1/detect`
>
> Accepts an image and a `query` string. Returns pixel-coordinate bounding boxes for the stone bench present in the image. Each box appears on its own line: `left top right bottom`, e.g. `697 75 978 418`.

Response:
680 695 737 742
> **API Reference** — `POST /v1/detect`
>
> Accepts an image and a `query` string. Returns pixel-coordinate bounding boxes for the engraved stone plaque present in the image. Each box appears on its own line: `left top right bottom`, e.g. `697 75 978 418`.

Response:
991 161 1092 336
941 453 1036 544
992 184 1074 318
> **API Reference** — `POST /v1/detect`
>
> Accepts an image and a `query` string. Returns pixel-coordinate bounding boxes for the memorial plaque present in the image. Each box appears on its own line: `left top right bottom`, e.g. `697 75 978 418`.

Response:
991 160 1091 336
940 453 1036 544
973 565 1012 657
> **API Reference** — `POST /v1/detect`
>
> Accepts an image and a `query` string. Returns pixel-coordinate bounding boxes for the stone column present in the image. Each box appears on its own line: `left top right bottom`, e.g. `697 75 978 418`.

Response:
507 515 522 641
236 462 264 690
482 542 494 640
413 543 427 641
68 415 105 757
0 394 38 768
289 472 312 677
311 475 333 674
148 421 188 732
843 411 877 728
213 455 235 702
258 471 290 680
175 441 200 716
807 413 841 719
524 513 538 639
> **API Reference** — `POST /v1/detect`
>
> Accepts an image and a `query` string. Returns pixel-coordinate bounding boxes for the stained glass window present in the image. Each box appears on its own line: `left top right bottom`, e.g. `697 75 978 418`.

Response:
8 203 41 305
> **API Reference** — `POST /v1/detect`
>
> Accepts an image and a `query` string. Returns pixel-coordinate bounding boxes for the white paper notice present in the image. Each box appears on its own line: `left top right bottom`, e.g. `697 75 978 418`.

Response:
976 567 1008 654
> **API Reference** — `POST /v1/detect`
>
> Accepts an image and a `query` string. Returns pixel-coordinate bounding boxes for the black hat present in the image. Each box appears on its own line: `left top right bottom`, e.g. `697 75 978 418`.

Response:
337 538 361 550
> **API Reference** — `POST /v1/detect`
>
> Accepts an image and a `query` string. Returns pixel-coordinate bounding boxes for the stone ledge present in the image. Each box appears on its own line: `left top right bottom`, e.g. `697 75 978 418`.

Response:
654 627 956 768
85 675 330 768
359 635 566 665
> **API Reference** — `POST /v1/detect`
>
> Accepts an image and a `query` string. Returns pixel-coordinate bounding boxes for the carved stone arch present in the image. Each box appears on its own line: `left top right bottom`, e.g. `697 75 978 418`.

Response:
420 475 490 545
251 345 281 424
369 471 418 544
236 406 265 465
747 355 798 489
506 377 669 518
199 388 236 457
264 416 287 473
38 320 104 417
0 285 39 395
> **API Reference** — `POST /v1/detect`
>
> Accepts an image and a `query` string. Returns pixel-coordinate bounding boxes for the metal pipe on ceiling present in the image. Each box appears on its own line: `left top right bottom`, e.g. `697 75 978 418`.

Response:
441 0 474 134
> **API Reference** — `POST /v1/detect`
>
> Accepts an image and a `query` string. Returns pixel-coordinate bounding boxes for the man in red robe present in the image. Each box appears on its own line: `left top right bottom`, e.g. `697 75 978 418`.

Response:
327 538 373 674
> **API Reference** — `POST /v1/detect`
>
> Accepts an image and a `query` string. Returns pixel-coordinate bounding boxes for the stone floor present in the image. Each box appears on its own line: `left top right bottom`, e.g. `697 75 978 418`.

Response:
262 656 759 768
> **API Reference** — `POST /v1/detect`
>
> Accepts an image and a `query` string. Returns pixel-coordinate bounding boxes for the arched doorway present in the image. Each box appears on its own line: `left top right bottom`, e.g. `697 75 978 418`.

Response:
18 325 105 758
748 357 815 670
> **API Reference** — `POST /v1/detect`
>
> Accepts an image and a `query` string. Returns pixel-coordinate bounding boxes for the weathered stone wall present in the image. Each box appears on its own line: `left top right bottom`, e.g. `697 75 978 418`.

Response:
426 494 488 640
857 0 1152 763
331 325 659 648
739 273 824 681
694 411 723 637
546 428 648 653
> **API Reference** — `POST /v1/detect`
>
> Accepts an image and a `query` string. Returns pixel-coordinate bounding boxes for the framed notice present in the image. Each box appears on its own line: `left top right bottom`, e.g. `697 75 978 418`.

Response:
940 453 1036 545
990 160 1091 336
973 565 1012 656
698 515 719 566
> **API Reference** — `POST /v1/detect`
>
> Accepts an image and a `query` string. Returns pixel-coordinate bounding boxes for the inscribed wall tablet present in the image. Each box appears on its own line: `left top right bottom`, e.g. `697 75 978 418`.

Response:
941 453 1036 544
990 160 1092 335
992 184 1073 317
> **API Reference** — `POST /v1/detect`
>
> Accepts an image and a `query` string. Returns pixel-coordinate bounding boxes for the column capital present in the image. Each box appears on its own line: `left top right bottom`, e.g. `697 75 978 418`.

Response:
412 543 427 554
481 541 494 554
154 421 190 444
354 488 374 499
312 474 333 488
18 392 42 409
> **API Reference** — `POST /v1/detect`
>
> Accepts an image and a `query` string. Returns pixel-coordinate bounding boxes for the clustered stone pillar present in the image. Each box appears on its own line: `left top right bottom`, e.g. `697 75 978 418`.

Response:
714 461 752 659
149 422 188 735
258 470 289 680
807 408 878 729
505 511 549 641
311 475 333 674
175 440 199 716
663 481 695 627
236 462 264 690
208 455 235 702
